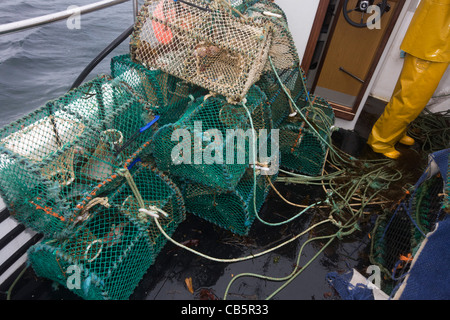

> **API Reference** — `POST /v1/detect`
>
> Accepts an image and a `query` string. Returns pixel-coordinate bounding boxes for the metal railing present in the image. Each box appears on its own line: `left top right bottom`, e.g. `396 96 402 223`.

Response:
0 0 139 35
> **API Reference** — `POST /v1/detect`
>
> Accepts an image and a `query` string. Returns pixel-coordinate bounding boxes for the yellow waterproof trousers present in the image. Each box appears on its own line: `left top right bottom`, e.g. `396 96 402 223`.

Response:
367 54 449 154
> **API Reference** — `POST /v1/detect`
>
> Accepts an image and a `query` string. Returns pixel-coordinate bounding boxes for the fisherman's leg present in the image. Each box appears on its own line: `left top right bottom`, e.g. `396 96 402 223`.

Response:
367 54 449 158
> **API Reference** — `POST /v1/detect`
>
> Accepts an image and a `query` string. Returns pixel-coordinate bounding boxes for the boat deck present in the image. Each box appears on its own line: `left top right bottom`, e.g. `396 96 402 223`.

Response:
0 100 431 300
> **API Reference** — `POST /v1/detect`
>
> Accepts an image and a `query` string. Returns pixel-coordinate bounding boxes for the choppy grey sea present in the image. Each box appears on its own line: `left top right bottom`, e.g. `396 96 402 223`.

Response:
0 0 138 127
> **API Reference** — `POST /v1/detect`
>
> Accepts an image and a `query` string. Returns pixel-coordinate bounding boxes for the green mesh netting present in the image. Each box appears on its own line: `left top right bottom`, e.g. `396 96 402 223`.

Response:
278 94 335 176
27 162 185 300
237 0 304 129
257 67 306 129
150 85 272 191
369 175 445 294
111 54 207 126
181 165 278 236
0 75 159 238
235 0 299 73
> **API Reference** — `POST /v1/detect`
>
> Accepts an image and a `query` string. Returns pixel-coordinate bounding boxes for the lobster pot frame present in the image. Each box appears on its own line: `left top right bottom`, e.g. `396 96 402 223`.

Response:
279 95 335 176
182 167 278 236
28 163 185 300
150 85 272 191
0 76 159 238
28 207 156 300
111 54 207 126
130 0 273 103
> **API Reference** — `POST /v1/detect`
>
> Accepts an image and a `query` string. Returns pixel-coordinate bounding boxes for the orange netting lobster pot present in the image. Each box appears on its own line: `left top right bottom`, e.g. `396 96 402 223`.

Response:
130 0 273 103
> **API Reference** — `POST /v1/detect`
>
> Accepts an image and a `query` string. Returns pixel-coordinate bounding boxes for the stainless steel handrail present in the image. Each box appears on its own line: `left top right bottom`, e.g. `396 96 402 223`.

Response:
0 0 137 35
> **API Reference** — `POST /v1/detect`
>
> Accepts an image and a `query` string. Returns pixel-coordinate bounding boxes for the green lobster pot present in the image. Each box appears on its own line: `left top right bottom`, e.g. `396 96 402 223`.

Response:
150 85 272 191
181 167 277 236
0 76 159 238
28 163 185 300
28 206 156 300
111 54 206 126
370 174 445 285
279 94 334 176
181 129 279 236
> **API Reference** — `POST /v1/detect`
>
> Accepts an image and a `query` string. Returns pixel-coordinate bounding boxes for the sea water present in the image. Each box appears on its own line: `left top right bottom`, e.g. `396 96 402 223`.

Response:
0 0 137 127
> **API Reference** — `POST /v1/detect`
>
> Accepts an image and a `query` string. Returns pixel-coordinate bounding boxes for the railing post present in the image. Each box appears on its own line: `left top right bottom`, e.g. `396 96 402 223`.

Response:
132 0 139 19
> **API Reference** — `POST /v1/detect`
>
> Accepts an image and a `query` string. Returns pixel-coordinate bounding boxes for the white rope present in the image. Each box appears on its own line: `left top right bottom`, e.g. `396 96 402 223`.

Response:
148 208 332 263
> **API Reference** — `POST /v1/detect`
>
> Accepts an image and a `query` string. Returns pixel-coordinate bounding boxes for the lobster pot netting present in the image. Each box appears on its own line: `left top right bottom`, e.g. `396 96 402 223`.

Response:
182 163 278 236
107 162 186 247
28 164 185 300
257 67 306 129
179 131 279 235
279 95 335 176
0 76 159 238
130 0 273 103
235 0 304 128
151 85 272 191
111 54 207 126
370 174 445 294
235 0 299 73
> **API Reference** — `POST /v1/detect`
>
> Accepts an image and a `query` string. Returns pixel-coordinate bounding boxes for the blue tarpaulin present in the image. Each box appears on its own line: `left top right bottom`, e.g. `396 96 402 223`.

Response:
394 216 450 299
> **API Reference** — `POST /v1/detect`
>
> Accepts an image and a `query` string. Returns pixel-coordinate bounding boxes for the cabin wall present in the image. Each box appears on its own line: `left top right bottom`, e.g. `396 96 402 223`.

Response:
276 0 321 63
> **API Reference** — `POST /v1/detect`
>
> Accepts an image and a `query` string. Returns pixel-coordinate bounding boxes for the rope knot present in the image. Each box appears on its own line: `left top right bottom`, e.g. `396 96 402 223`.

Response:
138 205 169 219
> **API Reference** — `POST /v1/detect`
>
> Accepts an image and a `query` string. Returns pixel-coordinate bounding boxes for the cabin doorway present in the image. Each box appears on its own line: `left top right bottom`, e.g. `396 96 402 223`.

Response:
302 0 406 120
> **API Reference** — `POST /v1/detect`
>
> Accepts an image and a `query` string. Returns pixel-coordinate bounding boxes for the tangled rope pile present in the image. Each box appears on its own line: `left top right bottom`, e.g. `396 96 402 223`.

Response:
127 54 409 300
